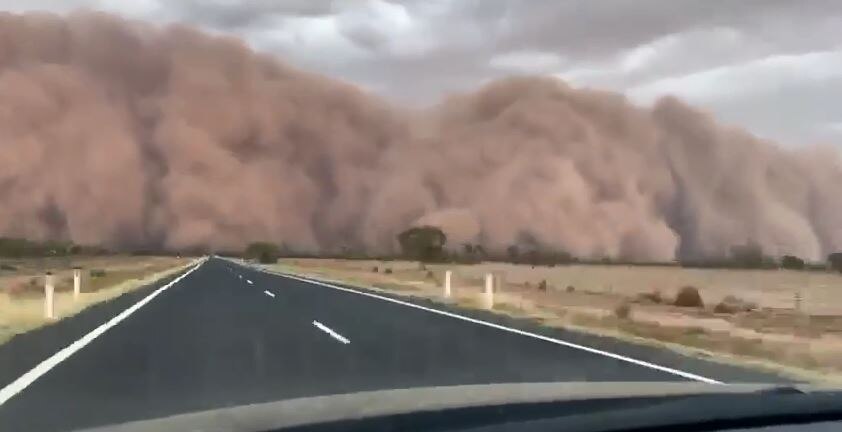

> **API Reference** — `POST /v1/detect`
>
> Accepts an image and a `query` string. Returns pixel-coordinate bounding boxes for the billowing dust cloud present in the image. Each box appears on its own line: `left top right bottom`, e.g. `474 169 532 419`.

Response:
2 12 841 261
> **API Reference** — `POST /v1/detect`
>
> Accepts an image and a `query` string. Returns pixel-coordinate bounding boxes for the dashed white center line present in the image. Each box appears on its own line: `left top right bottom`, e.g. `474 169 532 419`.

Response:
247 279 253 285
263 290 275 298
312 320 350 344
238 275 242 279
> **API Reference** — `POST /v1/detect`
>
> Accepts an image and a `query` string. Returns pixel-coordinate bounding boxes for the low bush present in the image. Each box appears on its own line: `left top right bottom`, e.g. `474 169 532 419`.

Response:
614 302 632 320
371 266 379 273
0 263 17 271
537 279 549 292
674 286 704 308
781 255 805 270
714 295 757 314
636 290 664 304
566 285 575 293
713 301 739 314
384 268 393 274
89 269 107 278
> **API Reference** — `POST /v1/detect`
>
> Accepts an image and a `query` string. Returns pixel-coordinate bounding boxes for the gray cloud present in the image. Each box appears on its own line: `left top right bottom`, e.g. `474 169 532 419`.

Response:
1 0 841 145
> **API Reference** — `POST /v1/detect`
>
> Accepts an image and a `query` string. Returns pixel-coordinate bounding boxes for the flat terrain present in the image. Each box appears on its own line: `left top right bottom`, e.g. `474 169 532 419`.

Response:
0 257 782 431
0 256 192 345
271 258 842 382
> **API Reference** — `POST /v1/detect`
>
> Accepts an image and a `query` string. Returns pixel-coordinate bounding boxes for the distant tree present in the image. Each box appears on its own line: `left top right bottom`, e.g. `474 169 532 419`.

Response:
397 226 447 262
781 255 805 270
829 252 842 273
523 249 539 266
730 241 764 268
506 245 520 263
245 242 280 263
474 245 487 259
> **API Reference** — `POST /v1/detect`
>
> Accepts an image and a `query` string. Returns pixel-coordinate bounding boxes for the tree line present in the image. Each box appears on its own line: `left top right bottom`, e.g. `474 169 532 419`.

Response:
238 227 842 274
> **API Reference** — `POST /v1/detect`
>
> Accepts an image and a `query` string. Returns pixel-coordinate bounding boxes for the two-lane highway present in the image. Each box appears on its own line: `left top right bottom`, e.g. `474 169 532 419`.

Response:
0 257 786 431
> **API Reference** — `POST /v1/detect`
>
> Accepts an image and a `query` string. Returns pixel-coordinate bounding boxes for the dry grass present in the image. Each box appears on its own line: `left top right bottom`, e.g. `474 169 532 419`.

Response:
0 257 193 345
267 258 842 383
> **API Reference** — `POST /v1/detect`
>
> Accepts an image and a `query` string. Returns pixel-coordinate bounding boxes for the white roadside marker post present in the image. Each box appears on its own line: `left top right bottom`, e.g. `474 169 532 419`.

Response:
444 270 452 298
484 273 494 310
73 268 81 300
44 272 55 319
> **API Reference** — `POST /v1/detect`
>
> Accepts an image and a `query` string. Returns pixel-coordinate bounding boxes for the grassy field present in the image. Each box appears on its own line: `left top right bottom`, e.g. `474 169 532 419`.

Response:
0 256 194 345
266 258 842 383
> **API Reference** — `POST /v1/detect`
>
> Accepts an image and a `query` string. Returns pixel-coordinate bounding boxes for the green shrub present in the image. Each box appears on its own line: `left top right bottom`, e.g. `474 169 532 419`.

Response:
674 286 703 308
781 255 805 270
0 263 17 271
384 268 393 274
397 226 447 262
90 269 107 278
537 279 549 292
245 242 280 263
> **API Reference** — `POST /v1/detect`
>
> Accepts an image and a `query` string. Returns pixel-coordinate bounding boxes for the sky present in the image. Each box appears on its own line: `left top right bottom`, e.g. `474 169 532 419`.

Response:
2 0 841 147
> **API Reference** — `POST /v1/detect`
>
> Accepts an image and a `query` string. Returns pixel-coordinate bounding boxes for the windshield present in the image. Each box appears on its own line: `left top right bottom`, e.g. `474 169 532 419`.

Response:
1 2 841 432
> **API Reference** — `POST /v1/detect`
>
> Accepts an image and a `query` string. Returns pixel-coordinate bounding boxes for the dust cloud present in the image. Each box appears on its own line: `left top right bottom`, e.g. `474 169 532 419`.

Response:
1 12 840 261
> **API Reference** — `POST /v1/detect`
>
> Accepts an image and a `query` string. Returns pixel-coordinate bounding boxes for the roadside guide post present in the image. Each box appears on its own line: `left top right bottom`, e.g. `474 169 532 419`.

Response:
44 272 55 319
484 273 494 310
444 270 452 298
73 267 82 300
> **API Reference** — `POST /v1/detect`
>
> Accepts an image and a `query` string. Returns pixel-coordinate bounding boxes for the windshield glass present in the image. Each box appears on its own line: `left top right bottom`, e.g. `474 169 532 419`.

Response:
1 2 841 431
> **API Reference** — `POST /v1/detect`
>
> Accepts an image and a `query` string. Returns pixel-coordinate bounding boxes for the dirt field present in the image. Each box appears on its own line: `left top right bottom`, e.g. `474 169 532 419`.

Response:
268 258 842 383
0 256 193 345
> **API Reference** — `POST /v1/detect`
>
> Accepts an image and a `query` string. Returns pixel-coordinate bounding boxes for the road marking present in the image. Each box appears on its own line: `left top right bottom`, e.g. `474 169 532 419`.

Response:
238 275 242 279
264 290 275 298
247 279 254 285
270 270 721 384
0 259 207 407
313 320 350 344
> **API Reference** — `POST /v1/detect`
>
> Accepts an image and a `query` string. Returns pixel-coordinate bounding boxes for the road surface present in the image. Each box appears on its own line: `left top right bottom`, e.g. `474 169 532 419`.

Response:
0 257 787 431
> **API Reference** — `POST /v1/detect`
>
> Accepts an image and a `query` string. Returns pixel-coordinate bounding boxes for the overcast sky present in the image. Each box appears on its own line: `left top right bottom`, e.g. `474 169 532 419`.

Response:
3 0 841 147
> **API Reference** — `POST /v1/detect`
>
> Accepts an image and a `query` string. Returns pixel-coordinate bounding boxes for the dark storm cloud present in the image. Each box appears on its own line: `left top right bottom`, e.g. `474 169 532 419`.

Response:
168 0 334 29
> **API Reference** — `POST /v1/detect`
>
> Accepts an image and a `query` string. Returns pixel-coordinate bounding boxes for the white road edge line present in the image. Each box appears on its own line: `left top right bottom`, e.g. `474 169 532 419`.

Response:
247 279 254 285
0 259 207 407
269 269 721 384
264 290 275 298
312 320 350 344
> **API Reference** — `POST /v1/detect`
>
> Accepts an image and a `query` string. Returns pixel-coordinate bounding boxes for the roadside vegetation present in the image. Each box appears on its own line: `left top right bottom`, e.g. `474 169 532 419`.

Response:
0 240 194 345
234 227 842 383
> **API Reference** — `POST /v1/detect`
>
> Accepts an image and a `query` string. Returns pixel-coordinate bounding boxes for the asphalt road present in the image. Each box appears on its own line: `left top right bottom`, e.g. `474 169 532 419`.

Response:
0 257 787 431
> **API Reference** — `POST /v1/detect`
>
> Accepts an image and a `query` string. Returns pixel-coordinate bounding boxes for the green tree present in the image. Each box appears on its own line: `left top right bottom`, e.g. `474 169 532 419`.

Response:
397 226 447 262
245 242 280 264
781 255 805 270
